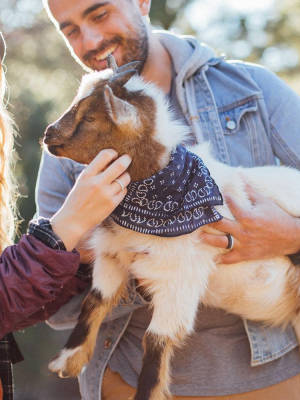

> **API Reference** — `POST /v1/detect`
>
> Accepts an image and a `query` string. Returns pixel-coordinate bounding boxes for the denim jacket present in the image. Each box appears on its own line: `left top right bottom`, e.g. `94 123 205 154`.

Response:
36 31 300 399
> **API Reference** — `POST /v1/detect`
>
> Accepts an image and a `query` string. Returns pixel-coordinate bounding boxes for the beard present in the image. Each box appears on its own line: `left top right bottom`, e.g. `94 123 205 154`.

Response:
82 19 149 74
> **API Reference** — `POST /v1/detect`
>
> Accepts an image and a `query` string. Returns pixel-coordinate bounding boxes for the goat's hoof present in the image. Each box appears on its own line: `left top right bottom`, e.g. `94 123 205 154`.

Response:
49 347 86 378
59 370 73 379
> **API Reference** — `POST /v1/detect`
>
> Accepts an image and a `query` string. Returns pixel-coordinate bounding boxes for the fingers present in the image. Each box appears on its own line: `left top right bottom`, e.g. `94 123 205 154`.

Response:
241 174 270 206
221 175 266 222
200 232 231 249
83 150 132 193
102 153 132 183
84 149 119 176
208 217 237 236
111 172 131 195
218 251 240 265
200 231 240 264
113 185 129 203
223 195 247 222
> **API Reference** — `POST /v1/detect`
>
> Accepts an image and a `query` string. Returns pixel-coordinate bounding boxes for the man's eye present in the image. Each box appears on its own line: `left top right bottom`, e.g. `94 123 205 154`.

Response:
67 27 78 37
95 12 107 21
83 115 95 122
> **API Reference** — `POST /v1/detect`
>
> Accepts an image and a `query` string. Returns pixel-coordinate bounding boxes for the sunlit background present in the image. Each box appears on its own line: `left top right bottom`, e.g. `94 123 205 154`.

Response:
1 0 300 398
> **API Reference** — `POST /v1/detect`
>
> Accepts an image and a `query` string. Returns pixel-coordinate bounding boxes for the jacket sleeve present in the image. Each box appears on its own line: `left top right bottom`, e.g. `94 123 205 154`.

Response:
12 275 88 331
0 234 80 338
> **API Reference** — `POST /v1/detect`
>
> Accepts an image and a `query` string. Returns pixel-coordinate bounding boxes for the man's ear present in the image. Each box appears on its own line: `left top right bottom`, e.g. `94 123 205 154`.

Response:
138 0 151 16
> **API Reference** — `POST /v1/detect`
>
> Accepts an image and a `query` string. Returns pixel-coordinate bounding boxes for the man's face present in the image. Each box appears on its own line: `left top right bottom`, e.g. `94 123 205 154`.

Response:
47 0 149 72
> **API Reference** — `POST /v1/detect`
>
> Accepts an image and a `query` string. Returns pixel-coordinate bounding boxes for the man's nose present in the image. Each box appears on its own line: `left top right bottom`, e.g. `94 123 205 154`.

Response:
82 28 104 51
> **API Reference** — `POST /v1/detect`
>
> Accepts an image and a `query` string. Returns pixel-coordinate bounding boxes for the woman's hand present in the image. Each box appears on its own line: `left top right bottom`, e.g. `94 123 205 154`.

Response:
51 149 131 251
200 182 300 264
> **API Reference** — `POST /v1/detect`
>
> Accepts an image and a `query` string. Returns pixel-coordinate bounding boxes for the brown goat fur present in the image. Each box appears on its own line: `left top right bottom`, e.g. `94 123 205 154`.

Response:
45 70 165 181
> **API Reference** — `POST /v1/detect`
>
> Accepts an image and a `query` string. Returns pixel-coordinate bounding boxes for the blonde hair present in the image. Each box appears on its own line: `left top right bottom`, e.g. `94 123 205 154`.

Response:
0 64 19 252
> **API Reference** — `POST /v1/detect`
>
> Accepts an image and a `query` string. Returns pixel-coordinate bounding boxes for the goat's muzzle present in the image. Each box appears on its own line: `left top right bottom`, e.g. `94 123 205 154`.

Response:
43 125 65 156
44 125 62 145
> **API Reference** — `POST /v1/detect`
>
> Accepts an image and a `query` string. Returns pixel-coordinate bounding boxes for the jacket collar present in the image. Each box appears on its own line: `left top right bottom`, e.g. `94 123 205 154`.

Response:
154 30 216 80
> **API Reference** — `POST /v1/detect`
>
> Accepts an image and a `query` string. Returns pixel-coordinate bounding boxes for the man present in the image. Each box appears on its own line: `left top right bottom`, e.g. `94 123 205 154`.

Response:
38 0 300 398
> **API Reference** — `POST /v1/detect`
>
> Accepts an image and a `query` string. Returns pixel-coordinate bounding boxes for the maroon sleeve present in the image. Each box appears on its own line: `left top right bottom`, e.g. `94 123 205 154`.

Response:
13 276 88 330
0 234 80 338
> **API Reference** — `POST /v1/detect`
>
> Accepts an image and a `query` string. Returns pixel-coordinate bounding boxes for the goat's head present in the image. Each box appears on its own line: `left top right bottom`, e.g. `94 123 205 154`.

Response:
43 55 165 173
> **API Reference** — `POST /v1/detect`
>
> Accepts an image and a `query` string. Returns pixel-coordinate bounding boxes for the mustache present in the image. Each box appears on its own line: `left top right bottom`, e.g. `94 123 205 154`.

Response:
83 38 121 62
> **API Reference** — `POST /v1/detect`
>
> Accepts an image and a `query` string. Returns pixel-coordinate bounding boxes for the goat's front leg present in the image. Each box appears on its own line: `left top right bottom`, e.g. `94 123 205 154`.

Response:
135 273 204 400
49 253 127 378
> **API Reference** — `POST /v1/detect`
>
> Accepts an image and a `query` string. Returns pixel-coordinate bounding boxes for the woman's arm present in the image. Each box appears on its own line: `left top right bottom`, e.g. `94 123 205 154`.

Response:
0 234 80 338
0 150 131 337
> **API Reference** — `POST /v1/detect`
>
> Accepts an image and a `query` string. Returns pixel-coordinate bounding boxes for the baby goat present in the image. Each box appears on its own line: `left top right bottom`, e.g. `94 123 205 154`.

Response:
44 55 300 400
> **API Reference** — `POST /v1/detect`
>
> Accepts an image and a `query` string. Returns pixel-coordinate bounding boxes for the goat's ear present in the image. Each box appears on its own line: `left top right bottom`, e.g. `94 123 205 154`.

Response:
108 69 137 90
104 85 139 128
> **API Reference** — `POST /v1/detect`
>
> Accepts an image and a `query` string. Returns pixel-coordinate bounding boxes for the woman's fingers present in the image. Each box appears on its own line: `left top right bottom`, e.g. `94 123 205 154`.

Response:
77 149 132 184
102 153 132 182
110 172 131 195
51 151 132 250
84 149 119 176
83 150 132 195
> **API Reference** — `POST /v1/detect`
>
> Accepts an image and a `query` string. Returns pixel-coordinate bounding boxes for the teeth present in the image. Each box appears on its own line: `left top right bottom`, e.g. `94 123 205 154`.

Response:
95 45 117 61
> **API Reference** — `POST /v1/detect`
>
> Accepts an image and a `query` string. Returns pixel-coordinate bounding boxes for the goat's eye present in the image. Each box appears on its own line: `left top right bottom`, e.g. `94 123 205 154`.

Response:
83 115 95 122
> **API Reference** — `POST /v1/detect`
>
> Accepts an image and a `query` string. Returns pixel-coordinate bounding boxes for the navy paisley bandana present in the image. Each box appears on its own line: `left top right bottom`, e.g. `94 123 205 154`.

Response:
111 146 223 237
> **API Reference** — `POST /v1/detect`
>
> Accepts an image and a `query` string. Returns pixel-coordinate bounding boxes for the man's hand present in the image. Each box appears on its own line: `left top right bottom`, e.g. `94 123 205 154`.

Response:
200 181 300 264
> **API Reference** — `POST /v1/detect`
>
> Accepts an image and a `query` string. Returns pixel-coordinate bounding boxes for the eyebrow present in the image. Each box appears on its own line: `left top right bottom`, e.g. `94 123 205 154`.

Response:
60 2 110 31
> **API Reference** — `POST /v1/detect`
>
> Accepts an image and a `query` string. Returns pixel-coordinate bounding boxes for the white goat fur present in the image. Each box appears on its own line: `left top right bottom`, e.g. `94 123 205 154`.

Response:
88 72 300 334
49 70 300 399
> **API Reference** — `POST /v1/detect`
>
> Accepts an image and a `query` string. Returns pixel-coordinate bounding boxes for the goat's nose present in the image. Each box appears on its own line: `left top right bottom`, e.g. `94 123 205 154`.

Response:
44 125 58 145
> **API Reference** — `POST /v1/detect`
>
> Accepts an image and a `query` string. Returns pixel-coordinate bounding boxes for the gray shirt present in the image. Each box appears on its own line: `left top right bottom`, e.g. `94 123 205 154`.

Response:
109 305 300 396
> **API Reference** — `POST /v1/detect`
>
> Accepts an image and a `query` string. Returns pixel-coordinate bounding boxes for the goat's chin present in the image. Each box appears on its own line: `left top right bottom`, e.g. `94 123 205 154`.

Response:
45 144 65 157
43 143 90 164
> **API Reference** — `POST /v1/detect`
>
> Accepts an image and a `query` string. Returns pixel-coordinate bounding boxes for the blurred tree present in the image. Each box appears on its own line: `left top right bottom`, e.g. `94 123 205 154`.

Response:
3 18 83 233
177 0 300 89
150 0 191 28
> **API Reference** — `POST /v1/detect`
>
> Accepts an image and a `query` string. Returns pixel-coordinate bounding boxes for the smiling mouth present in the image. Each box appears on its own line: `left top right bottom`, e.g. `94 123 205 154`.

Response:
94 44 118 62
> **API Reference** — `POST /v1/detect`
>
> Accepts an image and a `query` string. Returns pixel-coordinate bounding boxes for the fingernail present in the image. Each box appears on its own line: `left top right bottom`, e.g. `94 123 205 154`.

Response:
109 149 118 157
102 149 118 158
122 154 132 164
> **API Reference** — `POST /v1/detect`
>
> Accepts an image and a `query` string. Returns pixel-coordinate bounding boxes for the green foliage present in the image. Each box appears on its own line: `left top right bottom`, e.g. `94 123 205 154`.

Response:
181 0 300 88
3 14 84 233
150 0 190 29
